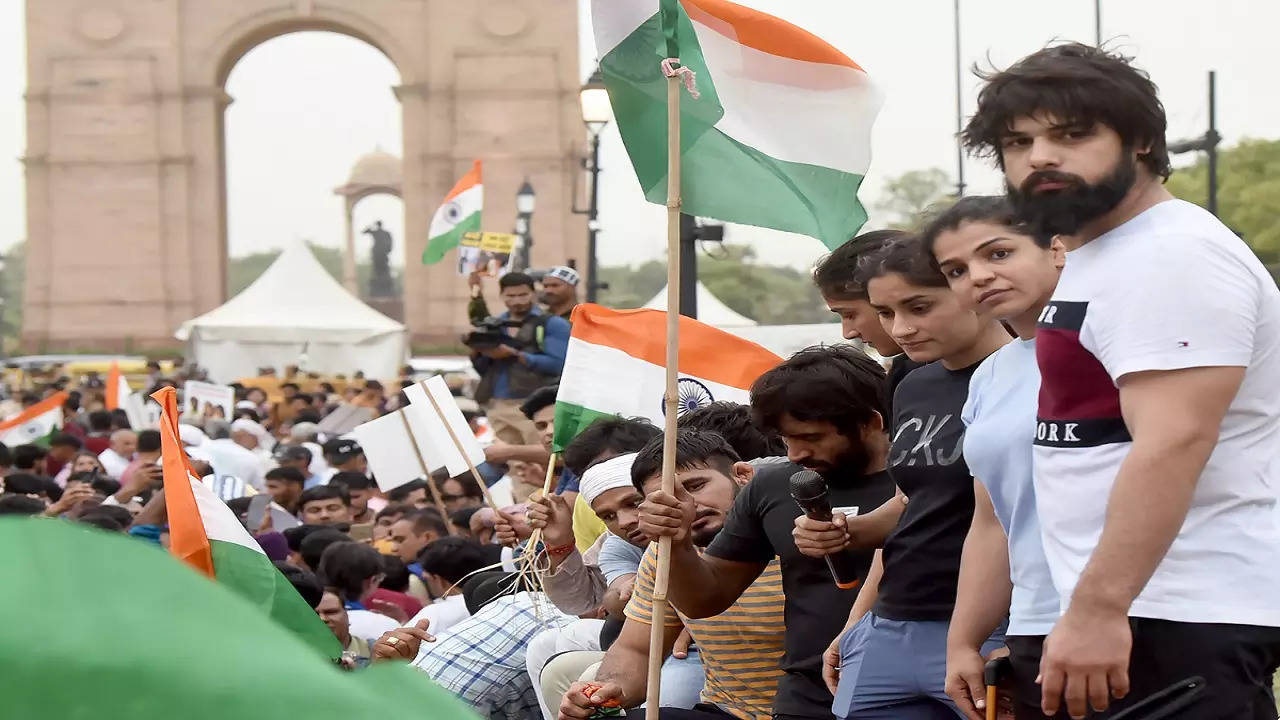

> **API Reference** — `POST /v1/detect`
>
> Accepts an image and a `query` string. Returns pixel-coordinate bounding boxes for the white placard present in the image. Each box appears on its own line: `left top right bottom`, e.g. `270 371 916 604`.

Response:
351 412 427 493
404 376 485 478
183 381 235 421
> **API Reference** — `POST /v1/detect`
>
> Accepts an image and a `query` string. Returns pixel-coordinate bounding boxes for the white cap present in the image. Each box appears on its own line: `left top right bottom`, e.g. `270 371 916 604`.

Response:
579 452 638 508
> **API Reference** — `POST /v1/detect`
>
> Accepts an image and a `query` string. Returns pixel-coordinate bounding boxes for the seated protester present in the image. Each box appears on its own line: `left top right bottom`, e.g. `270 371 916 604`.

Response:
52 451 105 488
264 467 306 515
82 410 114 455
316 541 400 643
370 555 425 620
389 509 450 566
43 433 83 479
0 493 46 516
372 503 409 555
297 485 351 526
117 430 161 492
296 527 350 572
516 385 561 502
404 536 492 635
521 453 705 719
559 430 786 720
321 438 367 481
638 347 899 720
506 417 661 615
561 419 665 554
386 478 431 510
677 401 788 462
317 587 372 668
450 506 482 537
12 444 47 472
439 472 485 515
98 430 137 479
274 444 325 489
372 591 572 720
329 471 382 525
77 505 133 533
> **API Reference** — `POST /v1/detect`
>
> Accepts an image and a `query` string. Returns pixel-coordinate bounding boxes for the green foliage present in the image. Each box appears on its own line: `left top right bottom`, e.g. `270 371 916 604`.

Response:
227 243 401 297
875 168 954 229
1166 138 1280 278
0 242 25 349
598 244 835 325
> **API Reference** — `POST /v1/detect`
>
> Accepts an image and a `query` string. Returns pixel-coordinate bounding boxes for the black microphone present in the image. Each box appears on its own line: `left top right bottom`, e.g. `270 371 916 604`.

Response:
789 469 863 590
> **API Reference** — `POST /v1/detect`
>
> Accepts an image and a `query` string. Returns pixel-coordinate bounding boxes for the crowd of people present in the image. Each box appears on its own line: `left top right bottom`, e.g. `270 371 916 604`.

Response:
2 42 1278 720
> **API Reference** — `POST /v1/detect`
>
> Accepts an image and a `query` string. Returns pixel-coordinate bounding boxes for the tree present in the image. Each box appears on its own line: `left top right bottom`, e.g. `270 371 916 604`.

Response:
1166 138 1280 278
0 242 25 350
874 168 954 229
598 244 835 326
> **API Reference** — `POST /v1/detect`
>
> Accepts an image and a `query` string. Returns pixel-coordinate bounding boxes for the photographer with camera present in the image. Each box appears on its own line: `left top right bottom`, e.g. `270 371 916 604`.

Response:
468 272 570 446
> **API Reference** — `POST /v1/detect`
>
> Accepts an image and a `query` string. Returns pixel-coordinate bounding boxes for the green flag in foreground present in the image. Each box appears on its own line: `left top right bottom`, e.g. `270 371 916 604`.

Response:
0 518 475 720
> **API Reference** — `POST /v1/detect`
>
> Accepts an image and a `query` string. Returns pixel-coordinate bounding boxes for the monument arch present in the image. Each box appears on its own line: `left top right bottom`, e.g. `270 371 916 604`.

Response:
23 0 585 351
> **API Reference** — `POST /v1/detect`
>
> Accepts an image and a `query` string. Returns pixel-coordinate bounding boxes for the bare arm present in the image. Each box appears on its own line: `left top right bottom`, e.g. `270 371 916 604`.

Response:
666 543 766 619
1040 366 1245 717
1072 366 1242 615
593 617 683 708
948 480 1012 651
945 481 1013 720
484 443 552 466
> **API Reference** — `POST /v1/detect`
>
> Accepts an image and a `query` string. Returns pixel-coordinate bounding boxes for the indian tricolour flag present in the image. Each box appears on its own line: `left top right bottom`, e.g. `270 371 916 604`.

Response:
104 361 130 411
151 387 339 660
422 160 483 265
0 391 67 447
592 0 883 249
553 304 781 451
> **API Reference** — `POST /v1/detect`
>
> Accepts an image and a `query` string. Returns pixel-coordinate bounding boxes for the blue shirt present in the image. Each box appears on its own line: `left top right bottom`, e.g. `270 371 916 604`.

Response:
598 534 645 585
554 468 580 494
961 338 1060 636
471 308 570 399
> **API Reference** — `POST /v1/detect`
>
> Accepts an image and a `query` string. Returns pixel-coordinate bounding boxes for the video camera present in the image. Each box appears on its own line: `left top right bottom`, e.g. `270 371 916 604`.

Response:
462 316 523 350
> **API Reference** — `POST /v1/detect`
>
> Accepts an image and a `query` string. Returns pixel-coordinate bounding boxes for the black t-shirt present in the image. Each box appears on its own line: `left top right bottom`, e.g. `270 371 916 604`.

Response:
885 354 925 422
874 360 981 621
707 461 896 718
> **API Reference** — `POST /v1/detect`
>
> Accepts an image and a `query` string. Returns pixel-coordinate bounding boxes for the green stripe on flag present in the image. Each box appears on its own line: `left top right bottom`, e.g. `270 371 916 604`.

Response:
211 540 341 659
552 401 620 454
422 211 481 265
601 6 869 249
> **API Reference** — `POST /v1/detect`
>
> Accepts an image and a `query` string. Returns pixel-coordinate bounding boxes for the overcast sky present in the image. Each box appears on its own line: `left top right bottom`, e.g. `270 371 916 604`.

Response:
1 1 1275 272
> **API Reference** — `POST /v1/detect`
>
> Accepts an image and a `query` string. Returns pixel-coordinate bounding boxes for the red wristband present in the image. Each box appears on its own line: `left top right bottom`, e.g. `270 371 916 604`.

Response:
547 542 576 557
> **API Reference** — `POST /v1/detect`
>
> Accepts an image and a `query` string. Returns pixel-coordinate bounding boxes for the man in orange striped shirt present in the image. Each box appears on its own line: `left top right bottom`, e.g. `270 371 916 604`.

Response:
558 430 785 720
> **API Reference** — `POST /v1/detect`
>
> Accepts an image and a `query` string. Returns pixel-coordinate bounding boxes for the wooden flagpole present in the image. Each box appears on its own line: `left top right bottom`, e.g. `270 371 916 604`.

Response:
644 69 683 720
419 380 501 511
395 408 454 532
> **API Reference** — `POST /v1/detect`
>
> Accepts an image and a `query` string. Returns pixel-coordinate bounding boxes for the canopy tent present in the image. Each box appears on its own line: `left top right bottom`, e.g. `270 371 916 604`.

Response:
176 243 406 383
643 282 758 327
724 323 855 359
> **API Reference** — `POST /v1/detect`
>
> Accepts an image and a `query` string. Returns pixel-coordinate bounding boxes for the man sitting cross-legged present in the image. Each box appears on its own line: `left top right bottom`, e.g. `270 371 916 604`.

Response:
557 429 786 720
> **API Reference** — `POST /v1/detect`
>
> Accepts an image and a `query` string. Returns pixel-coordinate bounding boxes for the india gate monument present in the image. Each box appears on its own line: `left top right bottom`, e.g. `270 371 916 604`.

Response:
21 0 587 350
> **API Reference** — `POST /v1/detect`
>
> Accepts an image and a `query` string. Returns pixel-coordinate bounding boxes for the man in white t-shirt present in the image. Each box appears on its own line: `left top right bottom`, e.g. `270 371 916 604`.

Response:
402 536 490 636
963 42 1280 719
96 429 136 480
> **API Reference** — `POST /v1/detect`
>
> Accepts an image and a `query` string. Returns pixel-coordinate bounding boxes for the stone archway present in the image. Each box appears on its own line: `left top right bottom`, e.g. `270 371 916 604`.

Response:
23 1 585 351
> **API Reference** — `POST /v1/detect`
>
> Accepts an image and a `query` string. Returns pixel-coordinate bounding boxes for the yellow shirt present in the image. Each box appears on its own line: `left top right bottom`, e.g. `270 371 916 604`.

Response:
571 494 607 552
626 546 785 720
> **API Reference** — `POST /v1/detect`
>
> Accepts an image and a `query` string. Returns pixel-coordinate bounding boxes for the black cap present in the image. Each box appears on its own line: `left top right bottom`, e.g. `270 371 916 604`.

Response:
273 444 312 463
321 438 363 462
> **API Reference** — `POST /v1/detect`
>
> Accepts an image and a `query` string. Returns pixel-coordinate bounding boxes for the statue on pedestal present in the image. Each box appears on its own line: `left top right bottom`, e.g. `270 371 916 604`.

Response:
362 220 395 298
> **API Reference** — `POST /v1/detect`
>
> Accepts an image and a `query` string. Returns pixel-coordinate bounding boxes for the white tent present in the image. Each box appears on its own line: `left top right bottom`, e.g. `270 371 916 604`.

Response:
644 283 758 327
176 243 407 383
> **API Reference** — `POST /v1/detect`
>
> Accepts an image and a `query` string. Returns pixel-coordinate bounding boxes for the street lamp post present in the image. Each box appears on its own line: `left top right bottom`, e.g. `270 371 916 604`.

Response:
1168 71 1221 217
515 180 536 271
575 68 612 302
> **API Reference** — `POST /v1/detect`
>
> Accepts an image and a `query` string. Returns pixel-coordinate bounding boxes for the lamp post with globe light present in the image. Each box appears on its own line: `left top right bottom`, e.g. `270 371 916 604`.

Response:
514 179 536 271
574 68 612 302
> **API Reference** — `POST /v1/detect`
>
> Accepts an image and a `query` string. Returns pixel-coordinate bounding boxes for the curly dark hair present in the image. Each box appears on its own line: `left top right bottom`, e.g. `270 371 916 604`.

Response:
962 42 1170 180
750 345 887 436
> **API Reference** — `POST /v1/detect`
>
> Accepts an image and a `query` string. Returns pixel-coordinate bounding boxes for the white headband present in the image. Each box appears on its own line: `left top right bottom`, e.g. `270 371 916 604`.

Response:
579 452 638 508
